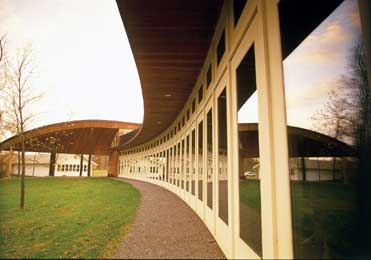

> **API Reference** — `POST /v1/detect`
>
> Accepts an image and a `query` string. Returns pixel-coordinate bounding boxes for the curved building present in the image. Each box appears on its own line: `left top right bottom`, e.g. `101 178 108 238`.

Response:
115 1 370 259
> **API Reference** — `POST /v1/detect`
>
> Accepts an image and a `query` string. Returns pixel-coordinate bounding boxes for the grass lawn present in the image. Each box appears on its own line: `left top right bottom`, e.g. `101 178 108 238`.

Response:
0 177 140 259
239 179 261 211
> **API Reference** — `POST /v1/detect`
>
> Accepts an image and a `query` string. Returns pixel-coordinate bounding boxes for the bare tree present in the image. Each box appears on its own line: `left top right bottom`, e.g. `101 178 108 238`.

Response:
2 45 42 209
0 34 8 135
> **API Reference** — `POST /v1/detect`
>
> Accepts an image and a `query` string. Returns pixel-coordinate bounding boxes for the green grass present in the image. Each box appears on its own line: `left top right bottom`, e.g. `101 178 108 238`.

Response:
0 177 140 259
239 179 261 210
239 179 357 258
92 170 108 177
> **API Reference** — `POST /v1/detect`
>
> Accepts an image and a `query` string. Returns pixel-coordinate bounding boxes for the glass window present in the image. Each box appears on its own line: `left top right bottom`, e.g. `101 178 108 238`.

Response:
237 44 262 256
217 30 226 66
166 149 169 182
207 109 213 209
186 134 190 192
218 88 229 224
282 2 366 258
177 142 180 187
181 139 185 189
173 145 177 185
207 65 212 88
169 148 173 183
234 0 248 26
198 85 204 104
187 109 190 121
192 129 196 195
198 121 204 201
192 99 196 114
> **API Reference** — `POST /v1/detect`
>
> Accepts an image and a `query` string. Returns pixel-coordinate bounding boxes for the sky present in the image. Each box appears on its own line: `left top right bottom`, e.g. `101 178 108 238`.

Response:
238 0 362 135
0 0 143 132
0 0 362 139
283 0 361 131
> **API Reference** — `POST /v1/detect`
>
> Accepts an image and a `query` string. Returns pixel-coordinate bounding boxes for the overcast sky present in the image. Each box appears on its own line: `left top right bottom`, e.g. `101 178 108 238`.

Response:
0 0 143 131
0 0 362 138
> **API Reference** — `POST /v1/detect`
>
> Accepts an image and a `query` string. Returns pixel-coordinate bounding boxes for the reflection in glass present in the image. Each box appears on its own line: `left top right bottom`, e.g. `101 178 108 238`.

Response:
192 129 196 195
199 85 203 104
170 147 173 184
217 31 225 66
218 88 228 224
237 44 262 256
186 135 190 192
174 144 177 186
282 1 366 258
198 121 204 201
207 109 213 209
207 65 212 88
181 139 185 189
177 142 180 187
234 0 248 26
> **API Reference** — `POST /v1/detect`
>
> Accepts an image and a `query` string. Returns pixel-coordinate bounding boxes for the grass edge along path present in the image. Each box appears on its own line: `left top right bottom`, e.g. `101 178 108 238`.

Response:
0 177 141 259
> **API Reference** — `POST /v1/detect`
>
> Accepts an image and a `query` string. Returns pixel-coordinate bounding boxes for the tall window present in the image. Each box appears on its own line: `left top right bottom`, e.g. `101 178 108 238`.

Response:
217 31 226 66
237 44 262 256
207 109 213 209
281 1 366 258
198 85 204 104
177 142 181 187
186 135 190 192
181 139 185 189
234 0 248 26
218 88 228 224
192 129 196 195
198 121 204 201
207 65 212 88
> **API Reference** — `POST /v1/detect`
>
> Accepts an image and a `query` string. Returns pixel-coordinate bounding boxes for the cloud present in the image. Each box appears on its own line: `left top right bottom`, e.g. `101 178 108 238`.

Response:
287 0 361 66
285 79 343 109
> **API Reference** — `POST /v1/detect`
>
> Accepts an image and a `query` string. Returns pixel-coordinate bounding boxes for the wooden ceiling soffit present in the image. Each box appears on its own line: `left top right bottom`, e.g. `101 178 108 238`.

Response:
116 0 223 148
0 120 140 155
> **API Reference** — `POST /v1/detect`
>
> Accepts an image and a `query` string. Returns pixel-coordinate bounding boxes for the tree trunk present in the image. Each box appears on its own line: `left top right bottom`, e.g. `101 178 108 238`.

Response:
6 146 13 177
79 154 83 176
332 157 337 181
300 157 306 181
88 154 91 177
20 134 25 209
17 151 20 176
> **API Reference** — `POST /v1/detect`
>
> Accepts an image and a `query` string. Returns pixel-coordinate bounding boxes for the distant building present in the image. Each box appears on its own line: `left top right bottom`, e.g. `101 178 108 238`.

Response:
11 153 96 177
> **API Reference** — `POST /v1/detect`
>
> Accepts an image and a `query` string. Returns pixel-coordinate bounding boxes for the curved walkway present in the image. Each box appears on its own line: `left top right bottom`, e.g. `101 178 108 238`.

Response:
112 178 226 259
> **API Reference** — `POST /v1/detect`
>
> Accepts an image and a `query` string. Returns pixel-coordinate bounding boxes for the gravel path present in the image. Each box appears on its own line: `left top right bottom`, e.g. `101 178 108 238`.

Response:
112 178 226 259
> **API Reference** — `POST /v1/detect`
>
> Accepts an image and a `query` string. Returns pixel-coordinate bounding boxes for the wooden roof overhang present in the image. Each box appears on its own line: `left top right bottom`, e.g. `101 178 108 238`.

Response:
0 120 140 155
116 0 223 148
238 123 355 158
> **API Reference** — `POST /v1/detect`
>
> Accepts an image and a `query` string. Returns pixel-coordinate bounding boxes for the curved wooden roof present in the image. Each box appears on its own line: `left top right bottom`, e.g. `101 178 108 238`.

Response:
0 120 139 155
116 0 223 148
238 123 355 158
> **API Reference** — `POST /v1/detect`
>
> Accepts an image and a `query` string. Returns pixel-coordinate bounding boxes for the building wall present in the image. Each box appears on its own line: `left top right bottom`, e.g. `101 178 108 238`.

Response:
11 164 49 177
118 2 291 258
55 154 91 177
11 153 93 177
118 1 367 259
